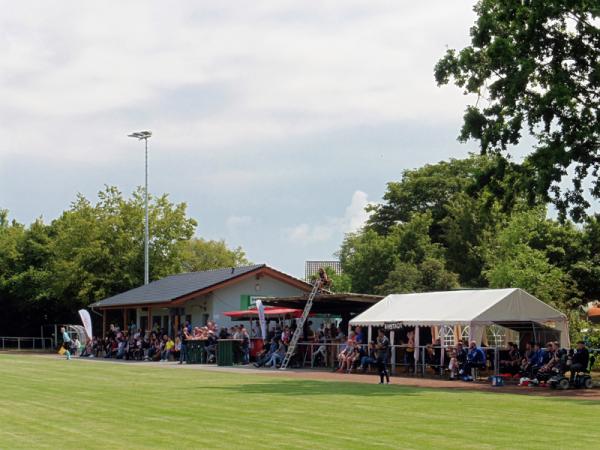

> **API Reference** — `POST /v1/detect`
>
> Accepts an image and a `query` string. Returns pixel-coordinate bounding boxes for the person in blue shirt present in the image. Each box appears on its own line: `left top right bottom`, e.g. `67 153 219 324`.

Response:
459 341 486 381
354 326 364 345
521 342 544 378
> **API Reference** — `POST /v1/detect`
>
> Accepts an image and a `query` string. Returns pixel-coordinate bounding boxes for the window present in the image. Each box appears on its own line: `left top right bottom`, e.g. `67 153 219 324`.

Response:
487 325 505 347
439 326 455 347
461 325 470 343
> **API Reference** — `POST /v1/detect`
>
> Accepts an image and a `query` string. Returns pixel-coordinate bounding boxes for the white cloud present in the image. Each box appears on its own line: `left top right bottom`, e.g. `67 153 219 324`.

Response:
0 1 482 277
0 0 476 163
284 190 373 245
342 190 372 233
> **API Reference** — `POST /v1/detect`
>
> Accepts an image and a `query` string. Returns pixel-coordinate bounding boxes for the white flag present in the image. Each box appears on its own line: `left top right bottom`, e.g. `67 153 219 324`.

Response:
78 309 93 340
256 299 267 340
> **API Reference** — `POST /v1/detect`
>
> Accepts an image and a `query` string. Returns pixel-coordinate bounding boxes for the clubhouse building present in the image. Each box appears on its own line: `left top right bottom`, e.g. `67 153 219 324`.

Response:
90 264 314 337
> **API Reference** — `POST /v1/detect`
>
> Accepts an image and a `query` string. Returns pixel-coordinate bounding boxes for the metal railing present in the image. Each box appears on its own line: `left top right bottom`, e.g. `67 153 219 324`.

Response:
0 336 55 351
292 343 600 376
291 342 503 377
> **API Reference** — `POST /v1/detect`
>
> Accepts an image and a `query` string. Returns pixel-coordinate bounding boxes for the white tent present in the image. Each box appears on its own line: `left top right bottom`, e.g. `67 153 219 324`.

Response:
350 288 570 348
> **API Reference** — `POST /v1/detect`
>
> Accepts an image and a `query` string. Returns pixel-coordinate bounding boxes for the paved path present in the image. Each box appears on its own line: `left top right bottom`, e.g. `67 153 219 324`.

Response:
21 352 600 400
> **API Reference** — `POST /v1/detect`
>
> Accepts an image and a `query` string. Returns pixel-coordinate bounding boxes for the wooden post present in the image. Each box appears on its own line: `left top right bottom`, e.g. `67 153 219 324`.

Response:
123 309 128 331
147 307 152 333
102 310 107 339
173 312 179 338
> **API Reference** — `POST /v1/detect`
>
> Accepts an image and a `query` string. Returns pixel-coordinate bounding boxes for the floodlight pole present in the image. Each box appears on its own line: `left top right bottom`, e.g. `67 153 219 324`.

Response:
128 131 152 285
143 136 149 285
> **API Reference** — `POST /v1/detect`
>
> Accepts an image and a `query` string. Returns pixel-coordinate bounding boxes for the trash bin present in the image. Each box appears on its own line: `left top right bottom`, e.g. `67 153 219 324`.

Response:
217 339 235 366
187 340 205 364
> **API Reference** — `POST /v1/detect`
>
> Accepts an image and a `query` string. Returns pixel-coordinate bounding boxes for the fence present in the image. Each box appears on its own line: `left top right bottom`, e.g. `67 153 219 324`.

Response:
0 336 55 351
293 342 503 376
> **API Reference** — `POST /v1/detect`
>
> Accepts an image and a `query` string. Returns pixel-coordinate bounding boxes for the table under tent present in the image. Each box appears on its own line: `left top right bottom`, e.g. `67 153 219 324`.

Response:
349 288 570 376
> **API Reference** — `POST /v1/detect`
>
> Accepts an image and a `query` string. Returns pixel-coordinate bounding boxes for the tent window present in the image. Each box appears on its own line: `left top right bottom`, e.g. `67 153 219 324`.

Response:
461 325 470 343
440 325 455 347
487 324 505 347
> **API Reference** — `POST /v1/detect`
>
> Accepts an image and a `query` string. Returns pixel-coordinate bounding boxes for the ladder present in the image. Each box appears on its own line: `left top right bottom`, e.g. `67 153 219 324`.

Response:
279 280 321 370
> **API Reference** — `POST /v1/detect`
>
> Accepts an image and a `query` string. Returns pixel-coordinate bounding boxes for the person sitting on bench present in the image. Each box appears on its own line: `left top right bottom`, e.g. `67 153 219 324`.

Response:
359 341 377 372
449 341 467 379
570 341 590 383
460 341 486 381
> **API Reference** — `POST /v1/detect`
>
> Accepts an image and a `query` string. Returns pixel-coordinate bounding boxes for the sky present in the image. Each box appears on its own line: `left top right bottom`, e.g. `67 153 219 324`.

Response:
0 0 482 278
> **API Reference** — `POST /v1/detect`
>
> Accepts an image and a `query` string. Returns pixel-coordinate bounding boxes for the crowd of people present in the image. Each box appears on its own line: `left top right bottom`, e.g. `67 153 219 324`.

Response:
66 320 253 365
252 321 355 369
61 319 592 387
79 325 181 362
501 340 591 385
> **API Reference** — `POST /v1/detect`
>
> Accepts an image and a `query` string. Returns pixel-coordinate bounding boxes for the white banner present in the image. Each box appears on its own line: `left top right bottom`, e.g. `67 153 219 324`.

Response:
256 299 267 340
78 309 93 340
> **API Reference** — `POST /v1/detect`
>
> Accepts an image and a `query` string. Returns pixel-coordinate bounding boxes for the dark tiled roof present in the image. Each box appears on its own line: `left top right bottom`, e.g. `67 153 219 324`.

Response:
90 264 266 308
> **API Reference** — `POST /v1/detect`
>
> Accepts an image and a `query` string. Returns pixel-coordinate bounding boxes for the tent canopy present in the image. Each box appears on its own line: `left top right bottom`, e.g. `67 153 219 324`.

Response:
350 288 565 326
349 288 569 347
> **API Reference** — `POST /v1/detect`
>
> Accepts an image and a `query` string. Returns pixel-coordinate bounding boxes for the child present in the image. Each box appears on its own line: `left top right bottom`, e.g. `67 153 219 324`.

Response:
60 327 71 360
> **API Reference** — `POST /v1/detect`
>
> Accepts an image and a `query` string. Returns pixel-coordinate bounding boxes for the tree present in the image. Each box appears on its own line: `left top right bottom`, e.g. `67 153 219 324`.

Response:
338 229 398 294
0 188 256 335
419 258 460 292
0 212 52 334
481 208 578 307
569 215 600 302
49 186 197 310
366 156 492 236
340 213 458 294
440 192 502 286
181 238 250 272
376 258 459 295
435 1 600 221
376 261 422 294
329 272 353 293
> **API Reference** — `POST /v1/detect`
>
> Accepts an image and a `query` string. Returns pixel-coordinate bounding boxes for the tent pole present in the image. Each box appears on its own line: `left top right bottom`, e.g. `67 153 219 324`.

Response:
440 326 445 376
390 330 396 375
414 326 420 376
494 345 499 376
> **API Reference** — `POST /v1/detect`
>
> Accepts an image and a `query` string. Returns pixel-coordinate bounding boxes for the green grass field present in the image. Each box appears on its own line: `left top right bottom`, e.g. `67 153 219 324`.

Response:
1 355 599 449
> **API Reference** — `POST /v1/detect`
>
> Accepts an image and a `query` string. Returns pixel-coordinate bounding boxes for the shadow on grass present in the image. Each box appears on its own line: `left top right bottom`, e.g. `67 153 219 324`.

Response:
192 377 600 404
194 378 453 397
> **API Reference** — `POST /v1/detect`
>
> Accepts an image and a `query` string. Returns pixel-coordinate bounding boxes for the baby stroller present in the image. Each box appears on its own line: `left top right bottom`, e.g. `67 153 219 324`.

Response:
549 351 595 390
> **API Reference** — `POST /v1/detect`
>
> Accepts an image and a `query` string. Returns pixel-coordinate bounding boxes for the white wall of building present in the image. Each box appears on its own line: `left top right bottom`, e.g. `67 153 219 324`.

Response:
184 274 307 330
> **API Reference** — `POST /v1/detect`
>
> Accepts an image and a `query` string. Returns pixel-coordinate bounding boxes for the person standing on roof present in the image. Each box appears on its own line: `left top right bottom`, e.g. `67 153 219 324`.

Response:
317 267 331 289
